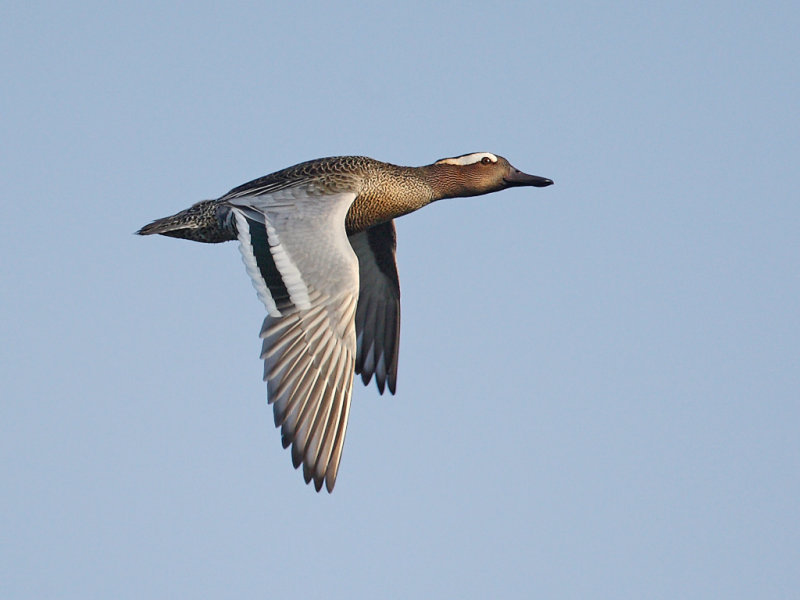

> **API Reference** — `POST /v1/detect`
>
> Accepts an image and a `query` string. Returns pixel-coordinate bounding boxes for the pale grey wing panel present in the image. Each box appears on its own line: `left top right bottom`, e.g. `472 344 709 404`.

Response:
348 220 401 395
227 188 358 315
227 188 360 492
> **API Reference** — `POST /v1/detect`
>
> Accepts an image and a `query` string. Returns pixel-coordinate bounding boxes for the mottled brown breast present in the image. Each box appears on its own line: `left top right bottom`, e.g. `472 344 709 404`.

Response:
345 165 434 234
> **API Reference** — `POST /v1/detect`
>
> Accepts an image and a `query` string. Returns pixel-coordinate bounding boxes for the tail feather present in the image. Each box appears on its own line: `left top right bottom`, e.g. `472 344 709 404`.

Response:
137 200 235 243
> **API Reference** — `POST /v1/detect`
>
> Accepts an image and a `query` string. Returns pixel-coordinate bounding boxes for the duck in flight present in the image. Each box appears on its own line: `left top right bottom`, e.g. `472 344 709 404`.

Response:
138 152 553 491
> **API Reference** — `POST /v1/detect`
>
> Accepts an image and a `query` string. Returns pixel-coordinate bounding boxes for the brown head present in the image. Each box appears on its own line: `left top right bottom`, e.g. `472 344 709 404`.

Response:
424 152 553 200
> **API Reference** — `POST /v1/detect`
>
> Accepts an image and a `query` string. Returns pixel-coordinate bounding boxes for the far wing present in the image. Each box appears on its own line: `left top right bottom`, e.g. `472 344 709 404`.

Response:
348 220 401 395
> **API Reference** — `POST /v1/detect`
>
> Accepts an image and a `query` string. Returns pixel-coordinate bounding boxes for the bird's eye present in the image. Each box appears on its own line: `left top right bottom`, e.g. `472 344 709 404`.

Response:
481 156 492 165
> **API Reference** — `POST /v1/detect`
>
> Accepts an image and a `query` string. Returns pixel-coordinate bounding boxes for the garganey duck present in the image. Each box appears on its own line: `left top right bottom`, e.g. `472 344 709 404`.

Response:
138 152 553 491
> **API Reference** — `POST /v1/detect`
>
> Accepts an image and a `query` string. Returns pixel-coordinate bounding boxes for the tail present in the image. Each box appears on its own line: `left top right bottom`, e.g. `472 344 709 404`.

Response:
137 200 235 243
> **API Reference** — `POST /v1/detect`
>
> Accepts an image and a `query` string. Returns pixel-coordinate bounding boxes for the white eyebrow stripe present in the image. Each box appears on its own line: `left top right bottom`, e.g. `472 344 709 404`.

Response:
435 152 498 166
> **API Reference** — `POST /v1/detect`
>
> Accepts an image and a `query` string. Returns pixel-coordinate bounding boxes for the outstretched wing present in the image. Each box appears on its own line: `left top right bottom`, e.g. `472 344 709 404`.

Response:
225 186 359 492
348 220 401 395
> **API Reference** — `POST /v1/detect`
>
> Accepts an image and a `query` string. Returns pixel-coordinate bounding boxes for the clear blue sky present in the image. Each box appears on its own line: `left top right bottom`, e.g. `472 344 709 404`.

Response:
2 2 798 598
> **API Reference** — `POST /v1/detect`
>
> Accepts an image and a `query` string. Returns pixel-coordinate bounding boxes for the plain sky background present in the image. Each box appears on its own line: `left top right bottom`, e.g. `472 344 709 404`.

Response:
2 1 798 598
